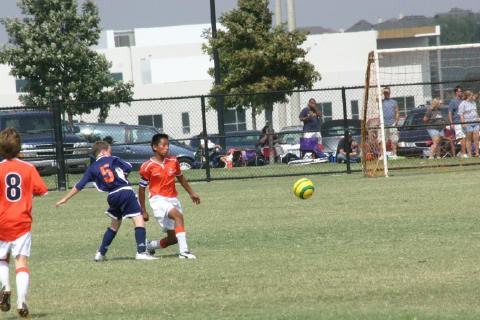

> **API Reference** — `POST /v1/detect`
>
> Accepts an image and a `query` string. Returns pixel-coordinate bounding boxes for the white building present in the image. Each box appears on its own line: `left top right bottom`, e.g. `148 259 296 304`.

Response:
0 22 439 139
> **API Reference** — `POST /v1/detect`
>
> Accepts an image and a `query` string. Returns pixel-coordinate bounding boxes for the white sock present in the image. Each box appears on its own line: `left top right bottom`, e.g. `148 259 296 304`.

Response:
15 269 29 308
0 260 10 291
149 240 161 249
175 232 189 253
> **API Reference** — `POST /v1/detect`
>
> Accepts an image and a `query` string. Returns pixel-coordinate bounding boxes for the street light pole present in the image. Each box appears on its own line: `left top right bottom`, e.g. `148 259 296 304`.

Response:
209 0 226 148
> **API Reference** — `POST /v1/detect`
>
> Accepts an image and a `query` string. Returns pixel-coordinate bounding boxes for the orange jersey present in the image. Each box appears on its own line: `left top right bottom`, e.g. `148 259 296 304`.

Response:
0 159 48 242
139 156 182 198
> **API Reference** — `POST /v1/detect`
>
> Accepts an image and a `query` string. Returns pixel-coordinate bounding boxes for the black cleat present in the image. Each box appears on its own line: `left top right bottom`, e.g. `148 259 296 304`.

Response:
17 302 29 318
0 286 11 312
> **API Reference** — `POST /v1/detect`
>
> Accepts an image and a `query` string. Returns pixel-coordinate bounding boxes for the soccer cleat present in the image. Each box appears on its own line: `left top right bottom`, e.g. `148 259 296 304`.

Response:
135 252 158 260
94 252 106 262
178 251 197 260
0 287 11 312
17 302 29 318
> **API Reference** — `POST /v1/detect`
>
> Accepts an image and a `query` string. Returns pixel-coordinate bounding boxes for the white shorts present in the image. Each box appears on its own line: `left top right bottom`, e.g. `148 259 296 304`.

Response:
149 196 183 233
453 124 466 139
0 232 32 259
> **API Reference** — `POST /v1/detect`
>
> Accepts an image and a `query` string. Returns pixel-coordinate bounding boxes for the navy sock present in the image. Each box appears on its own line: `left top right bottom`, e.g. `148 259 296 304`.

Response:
135 227 146 253
99 228 117 255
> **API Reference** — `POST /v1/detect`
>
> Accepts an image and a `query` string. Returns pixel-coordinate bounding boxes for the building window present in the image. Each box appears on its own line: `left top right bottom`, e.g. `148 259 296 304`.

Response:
110 72 123 82
15 79 28 93
138 114 163 132
392 96 415 117
114 31 135 47
351 100 359 119
224 109 247 132
317 102 332 123
182 112 190 135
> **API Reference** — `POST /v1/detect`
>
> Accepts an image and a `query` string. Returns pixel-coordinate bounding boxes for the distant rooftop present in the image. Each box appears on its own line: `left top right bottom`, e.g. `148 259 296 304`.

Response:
346 20 374 32
298 26 335 35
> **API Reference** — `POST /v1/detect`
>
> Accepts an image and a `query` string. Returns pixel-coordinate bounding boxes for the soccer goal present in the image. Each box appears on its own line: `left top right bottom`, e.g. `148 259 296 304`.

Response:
361 43 480 177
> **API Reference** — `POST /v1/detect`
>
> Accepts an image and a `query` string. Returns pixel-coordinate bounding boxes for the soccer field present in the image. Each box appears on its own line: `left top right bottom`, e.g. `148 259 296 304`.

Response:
9 169 480 319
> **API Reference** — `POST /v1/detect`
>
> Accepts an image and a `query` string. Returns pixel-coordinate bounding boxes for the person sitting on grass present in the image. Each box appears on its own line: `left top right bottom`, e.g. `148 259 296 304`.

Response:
56 141 157 261
336 134 360 163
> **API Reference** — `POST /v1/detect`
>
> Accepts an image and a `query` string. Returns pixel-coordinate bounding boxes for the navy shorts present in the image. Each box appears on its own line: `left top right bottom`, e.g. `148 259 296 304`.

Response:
106 189 142 220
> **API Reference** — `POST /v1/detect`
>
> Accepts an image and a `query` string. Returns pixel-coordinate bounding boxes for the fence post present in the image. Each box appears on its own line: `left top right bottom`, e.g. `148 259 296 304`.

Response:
341 87 352 174
267 125 275 164
52 99 67 190
200 96 212 182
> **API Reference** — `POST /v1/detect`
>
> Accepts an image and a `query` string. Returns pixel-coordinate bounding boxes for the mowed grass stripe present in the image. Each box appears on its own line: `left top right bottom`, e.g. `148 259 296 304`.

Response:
14 170 480 319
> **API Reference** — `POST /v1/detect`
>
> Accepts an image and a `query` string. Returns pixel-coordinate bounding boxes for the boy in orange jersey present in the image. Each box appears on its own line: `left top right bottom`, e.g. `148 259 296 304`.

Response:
0 128 48 318
139 134 200 259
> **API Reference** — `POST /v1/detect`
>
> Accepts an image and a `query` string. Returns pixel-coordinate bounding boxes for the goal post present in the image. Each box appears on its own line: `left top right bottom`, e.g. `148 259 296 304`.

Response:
361 43 480 177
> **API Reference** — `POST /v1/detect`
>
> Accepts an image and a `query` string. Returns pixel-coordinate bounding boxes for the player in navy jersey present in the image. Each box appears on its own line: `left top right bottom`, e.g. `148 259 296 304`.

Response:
56 141 157 261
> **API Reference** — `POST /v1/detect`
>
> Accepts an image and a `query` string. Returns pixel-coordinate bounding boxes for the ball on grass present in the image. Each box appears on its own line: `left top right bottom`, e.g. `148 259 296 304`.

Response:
293 178 315 200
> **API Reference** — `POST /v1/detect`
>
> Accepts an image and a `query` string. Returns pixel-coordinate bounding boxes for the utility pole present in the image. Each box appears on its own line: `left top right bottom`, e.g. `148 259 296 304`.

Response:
275 0 282 27
287 0 301 125
275 0 288 129
209 0 226 147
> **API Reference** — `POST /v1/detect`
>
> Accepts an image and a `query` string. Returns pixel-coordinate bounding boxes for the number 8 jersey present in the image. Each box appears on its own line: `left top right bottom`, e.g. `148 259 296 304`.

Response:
0 158 48 242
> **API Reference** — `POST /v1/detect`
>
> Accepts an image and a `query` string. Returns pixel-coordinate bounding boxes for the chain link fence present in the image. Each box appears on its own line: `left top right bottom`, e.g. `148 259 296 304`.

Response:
2 80 480 190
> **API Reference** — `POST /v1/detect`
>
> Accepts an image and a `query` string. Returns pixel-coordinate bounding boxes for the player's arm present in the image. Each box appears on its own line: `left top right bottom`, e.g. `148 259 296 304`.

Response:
138 184 149 222
138 163 151 221
31 167 48 196
177 175 200 205
55 187 80 207
56 168 91 207
395 103 400 125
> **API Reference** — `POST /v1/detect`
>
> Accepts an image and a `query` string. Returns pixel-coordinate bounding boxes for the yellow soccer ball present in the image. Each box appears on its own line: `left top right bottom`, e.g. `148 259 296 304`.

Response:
293 178 315 200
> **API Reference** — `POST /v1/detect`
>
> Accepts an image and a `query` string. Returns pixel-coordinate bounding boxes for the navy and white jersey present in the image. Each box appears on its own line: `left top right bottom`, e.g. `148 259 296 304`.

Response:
75 156 132 193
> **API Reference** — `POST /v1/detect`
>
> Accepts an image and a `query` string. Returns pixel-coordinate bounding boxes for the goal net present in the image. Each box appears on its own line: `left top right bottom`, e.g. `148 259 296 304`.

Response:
362 43 480 177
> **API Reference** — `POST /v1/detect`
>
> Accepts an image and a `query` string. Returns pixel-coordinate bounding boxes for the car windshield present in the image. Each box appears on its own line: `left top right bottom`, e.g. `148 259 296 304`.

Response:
322 124 361 137
4 115 53 135
279 131 302 144
225 133 259 147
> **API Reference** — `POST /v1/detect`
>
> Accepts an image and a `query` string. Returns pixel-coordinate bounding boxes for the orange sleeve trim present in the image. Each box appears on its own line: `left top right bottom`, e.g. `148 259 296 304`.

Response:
175 226 185 234
15 267 29 274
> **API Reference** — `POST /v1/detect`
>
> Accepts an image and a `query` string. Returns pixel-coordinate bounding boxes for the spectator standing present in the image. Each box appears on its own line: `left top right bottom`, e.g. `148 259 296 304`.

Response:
299 98 322 142
381 87 400 159
448 85 466 157
458 90 479 158
423 98 446 159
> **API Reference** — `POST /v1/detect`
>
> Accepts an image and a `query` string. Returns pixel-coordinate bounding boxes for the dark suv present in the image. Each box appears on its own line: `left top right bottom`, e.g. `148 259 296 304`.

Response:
189 130 261 150
397 105 453 157
0 111 90 175
75 122 196 170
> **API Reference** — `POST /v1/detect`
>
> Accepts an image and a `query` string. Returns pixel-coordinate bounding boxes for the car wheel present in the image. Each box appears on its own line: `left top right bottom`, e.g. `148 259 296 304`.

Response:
178 158 193 171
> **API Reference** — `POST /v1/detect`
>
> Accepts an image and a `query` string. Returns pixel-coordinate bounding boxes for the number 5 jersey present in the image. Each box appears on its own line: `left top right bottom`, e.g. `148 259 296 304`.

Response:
75 156 133 193
0 158 48 242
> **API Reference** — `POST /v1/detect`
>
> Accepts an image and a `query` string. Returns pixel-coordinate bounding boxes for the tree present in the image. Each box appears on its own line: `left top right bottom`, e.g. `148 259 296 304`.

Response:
0 0 133 122
203 0 320 129
435 9 480 45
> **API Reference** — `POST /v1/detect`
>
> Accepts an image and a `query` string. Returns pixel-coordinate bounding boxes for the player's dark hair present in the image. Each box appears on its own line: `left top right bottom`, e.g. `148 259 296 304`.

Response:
454 85 463 93
0 128 21 159
151 133 169 146
92 141 110 157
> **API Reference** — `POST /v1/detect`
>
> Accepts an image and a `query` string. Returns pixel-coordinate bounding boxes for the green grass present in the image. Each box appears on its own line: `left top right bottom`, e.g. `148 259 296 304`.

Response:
4 170 480 319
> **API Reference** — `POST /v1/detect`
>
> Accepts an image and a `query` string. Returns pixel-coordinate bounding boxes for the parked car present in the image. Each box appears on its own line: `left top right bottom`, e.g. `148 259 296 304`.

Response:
75 122 196 170
278 126 303 157
397 105 454 157
0 111 90 175
321 119 362 154
189 130 262 151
